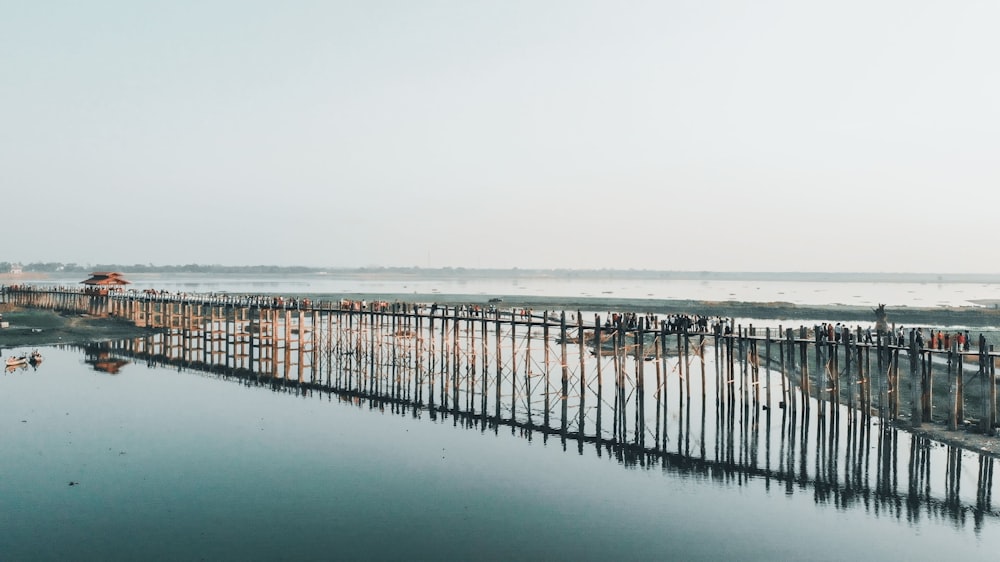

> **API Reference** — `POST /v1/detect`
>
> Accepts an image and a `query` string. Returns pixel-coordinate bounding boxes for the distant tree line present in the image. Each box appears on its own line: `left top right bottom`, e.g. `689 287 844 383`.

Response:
3 262 1000 284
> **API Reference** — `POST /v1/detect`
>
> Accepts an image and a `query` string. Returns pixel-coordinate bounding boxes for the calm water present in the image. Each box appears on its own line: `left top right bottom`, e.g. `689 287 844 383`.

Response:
2 345 998 560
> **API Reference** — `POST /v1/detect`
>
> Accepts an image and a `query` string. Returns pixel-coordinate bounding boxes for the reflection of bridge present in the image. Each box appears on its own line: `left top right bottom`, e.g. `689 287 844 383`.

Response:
81 330 999 532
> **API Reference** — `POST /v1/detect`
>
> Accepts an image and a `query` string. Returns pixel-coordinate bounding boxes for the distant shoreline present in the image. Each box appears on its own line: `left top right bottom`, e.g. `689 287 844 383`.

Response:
7 265 1000 284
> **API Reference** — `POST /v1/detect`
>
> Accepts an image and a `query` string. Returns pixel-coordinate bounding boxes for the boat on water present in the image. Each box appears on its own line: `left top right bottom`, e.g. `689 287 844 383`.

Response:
6 355 29 367
29 350 43 365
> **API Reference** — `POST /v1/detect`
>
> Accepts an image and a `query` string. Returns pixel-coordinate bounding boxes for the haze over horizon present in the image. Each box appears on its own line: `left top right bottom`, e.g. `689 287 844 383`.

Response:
5 2 998 274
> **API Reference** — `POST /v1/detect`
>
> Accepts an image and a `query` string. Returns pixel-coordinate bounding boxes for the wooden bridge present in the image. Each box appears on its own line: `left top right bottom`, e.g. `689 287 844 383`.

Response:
3 285 999 439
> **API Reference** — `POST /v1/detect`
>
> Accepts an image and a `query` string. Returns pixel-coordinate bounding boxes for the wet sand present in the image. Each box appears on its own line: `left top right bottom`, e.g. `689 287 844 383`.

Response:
0 309 152 349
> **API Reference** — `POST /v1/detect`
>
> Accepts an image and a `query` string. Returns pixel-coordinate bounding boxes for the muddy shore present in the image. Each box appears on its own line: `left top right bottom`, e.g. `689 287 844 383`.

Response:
0 308 154 349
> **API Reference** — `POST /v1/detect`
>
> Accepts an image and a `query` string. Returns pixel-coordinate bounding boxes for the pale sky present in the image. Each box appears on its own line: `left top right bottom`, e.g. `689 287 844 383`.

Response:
3 1 998 272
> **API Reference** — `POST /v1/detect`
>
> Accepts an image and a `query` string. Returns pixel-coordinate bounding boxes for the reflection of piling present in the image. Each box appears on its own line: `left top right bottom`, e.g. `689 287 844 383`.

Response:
977 454 994 527
945 445 963 512
907 434 931 522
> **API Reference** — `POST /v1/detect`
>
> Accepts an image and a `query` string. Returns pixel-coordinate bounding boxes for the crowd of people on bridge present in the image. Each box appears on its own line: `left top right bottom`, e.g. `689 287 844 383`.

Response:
811 321 978 352
598 312 728 335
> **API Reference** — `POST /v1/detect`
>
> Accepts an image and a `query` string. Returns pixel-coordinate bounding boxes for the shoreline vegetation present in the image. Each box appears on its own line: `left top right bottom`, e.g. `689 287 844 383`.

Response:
3 297 1000 460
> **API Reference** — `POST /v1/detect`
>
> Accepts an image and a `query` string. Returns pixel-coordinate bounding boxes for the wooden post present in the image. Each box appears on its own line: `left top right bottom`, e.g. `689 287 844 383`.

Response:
799 327 810 410
613 322 622 442
765 328 772 411
661 322 670 448
779 327 788 409
480 314 488 421
427 306 434 404
595 316 603 439
543 314 551 429
948 343 958 431
678 331 686 410
654 321 663 448
748 325 757 406
909 330 920 428
980 338 990 434
509 311 517 420
465 312 474 413
844 329 853 413
891 342 900 421
990 345 997 436
699 333 706 405
439 307 448 408
415 310 424 404
296 308 305 385
578 312 587 436
859 329 868 417
877 332 886 419
815 328 825 417
525 312 533 425
560 312 569 435
453 307 461 415
636 318 645 447
831 333 840 414
391 307 400 400
923 346 933 423
494 311 501 422
956 341 964 423
714 324 722 406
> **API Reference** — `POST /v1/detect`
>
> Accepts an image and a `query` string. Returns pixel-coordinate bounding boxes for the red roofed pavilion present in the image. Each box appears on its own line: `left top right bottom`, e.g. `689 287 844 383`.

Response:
80 272 131 291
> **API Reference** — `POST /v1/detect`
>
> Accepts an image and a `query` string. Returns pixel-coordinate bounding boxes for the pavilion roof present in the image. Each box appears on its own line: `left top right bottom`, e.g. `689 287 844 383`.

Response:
80 272 131 286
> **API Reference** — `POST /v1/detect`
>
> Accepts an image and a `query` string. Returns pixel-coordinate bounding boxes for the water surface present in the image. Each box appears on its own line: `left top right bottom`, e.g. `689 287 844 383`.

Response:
1 346 997 560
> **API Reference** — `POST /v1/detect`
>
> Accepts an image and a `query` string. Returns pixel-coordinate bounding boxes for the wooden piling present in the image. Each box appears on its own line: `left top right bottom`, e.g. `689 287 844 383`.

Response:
990 345 997 436
909 330 920 429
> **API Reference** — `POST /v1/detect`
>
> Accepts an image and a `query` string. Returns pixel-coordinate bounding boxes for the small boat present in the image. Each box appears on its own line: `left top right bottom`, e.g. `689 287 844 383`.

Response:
6 355 28 367
29 350 43 365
